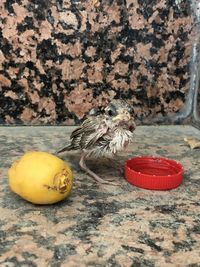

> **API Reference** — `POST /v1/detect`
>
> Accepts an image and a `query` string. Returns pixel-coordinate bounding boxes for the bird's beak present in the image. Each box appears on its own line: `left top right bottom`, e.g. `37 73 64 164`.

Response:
112 113 131 122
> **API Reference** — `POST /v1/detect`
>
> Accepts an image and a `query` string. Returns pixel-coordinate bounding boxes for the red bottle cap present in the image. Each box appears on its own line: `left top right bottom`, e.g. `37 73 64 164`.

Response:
125 156 184 190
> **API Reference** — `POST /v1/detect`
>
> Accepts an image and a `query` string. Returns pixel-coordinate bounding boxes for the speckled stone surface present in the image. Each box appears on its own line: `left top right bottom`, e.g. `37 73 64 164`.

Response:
1 125 200 266
190 0 200 129
0 0 193 125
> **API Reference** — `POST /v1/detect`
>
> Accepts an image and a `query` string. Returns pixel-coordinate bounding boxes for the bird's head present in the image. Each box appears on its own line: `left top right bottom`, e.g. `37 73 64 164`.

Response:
104 100 136 132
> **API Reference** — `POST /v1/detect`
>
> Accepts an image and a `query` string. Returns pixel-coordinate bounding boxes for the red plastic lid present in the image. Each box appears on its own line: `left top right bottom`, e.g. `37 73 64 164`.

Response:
125 156 184 190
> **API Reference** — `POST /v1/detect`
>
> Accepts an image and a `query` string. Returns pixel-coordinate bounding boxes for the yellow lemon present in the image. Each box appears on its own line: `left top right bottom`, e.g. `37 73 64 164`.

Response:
8 151 73 205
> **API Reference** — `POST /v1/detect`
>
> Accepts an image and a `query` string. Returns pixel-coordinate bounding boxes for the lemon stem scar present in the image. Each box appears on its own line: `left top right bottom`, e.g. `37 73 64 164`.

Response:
44 168 70 194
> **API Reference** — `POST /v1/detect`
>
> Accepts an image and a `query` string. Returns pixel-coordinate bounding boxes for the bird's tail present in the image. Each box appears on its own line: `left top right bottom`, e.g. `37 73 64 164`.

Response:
56 144 73 155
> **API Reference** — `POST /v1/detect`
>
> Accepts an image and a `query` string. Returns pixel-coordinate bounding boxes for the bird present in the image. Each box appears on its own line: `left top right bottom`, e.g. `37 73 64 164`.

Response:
56 99 136 185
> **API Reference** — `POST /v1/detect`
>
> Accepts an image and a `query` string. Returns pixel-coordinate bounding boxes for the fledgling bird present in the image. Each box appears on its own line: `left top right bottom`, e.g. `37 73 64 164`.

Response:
56 99 136 185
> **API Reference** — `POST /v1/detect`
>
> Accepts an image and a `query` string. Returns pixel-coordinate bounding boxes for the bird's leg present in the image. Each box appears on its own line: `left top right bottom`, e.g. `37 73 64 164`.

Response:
79 154 120 185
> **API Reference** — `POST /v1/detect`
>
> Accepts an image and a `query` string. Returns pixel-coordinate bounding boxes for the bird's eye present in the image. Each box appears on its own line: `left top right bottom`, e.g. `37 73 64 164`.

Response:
108 109 114 116
128 107 134 115
105 104 117 116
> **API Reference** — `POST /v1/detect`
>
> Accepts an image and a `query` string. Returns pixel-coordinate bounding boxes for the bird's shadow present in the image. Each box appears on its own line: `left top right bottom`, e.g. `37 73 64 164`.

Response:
59 152 126 177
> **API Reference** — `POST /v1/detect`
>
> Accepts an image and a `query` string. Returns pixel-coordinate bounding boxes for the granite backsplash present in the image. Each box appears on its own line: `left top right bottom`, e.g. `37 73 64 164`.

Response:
0 0 194 125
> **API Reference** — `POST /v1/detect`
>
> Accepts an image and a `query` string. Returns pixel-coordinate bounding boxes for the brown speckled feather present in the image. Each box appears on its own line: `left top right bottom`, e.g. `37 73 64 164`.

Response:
57 117 109 153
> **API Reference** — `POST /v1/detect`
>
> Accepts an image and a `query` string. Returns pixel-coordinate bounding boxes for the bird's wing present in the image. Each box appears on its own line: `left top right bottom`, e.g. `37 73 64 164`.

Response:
56 119 96 153
70 117 109 150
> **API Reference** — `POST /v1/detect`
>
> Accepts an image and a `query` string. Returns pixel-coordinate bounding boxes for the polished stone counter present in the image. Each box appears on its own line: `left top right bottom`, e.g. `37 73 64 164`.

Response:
0 125 200 266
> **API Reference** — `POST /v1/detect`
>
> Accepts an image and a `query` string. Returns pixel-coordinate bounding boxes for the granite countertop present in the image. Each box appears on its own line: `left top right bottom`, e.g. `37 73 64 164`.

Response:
0 125 200 266
0 0 193 125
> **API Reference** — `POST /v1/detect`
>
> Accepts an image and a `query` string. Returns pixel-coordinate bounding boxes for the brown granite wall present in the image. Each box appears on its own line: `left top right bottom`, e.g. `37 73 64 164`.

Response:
0 0 193 125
